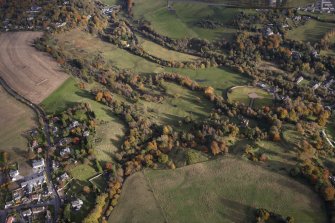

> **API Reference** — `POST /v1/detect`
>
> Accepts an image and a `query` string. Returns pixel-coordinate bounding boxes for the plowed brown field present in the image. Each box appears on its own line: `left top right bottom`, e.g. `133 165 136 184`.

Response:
0 32 68 103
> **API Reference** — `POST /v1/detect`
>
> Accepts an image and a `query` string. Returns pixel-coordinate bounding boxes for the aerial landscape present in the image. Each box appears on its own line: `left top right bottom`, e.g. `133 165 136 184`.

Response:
0 0 335 222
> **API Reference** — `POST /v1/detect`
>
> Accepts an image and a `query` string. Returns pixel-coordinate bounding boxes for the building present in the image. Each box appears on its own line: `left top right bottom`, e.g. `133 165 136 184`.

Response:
60 147 71 157
22 209 32 217
296 76 304 84
316 0 334 11
312 83 321 90
32 158 45 169
21 174 46 193
32 207 45 215
9 170 19 178
71 199 83 210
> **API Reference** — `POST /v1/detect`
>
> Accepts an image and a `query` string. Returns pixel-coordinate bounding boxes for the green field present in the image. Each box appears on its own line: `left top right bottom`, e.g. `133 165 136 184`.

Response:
167 67 250 96
133 0 241 40
100 0 118 5
287 19 334 43
137 36 199 62
69 164 98 181
227 86 273 108
95 117 126 162
41 77 116 121
139 81 214 126
109 157 327 223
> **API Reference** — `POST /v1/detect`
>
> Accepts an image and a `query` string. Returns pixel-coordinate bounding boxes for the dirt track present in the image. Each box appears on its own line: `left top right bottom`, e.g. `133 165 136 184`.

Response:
0 32 68 104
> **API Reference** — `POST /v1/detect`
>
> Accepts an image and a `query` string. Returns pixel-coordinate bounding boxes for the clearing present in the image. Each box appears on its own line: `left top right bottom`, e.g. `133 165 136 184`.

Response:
227 86 273 108
0 32 68 104
110 157 327 223
0 85 36 176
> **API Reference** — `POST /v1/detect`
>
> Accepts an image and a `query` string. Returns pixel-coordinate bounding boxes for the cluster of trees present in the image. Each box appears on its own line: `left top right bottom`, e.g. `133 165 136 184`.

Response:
321 29 335 50
83 193 108 223
0 0 107 32
255 208 295 223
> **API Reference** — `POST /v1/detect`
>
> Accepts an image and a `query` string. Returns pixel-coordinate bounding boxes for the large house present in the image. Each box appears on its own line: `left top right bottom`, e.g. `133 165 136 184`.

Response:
21 174 46 193
32 158 45 169
316 0 334 11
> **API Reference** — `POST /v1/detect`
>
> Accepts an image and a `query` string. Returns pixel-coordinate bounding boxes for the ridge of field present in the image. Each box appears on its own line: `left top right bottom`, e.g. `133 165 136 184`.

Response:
0 32 69 104
286 19 334 43
0 85 36 176
56 30 250 94
137 35 199 62
133 0 242 40
109 157 327 223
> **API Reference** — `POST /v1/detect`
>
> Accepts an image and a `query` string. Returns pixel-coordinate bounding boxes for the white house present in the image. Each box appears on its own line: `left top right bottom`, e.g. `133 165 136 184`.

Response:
296 76 304 84
9 170 19 178
60 147 71 157
32 158 45 169
72 199 83 210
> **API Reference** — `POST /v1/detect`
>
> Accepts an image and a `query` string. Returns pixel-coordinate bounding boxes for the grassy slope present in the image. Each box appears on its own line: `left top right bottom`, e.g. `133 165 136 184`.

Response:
137 36 199 62
133 0 240 41
227 86 273 108
140 81 214 126
110 157 327 223
287 19 334 43
56 30 249 95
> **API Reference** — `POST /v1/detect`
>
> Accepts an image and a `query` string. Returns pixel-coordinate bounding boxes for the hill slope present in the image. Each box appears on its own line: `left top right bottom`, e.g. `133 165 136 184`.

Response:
109 157 327 223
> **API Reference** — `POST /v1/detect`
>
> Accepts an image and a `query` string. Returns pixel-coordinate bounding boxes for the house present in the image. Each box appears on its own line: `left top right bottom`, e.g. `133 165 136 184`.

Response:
71 199 83 210
312 83 321 90
296 76 304 84
21 174 46 193
22 209 32 217
12 189 24 201
60 147 71 157
5 216 15 223
69 121 79 129
30 193 41 201
311 50 319 58
264 27 274 36
59 172 70 182
32 158 45 169
32 207 45 215
9 170 19 178
4 201 13 209
316 0 334 11
56 22 67 28
83 131 90 137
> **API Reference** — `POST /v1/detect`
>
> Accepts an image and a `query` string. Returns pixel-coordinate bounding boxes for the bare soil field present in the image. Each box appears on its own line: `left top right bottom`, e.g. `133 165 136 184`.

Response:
0 32 68 104
0 85 36 176
110 157 327 223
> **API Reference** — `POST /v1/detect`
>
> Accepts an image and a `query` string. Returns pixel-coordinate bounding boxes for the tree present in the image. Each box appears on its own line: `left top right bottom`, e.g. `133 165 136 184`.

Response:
83 186 91 194
323 186 335 201
105 162 113 171
64 204 71 222
211 141 221 155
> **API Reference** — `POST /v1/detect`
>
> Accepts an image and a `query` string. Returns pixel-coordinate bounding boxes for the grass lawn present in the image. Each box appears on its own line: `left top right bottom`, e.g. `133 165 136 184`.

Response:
90 175 108 192
133 0 241 41
137 36 199 62
100 0 119 5
69 164 98 181
65 179 96 222
110 157 327 223
227 86 273 108
95 116 126 162
41 77 116 121
167 67 250 96
139 81 214 126
287 19 334 43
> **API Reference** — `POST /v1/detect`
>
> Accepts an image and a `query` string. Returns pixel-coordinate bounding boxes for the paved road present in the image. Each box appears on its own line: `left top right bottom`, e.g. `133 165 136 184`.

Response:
0 77 61 222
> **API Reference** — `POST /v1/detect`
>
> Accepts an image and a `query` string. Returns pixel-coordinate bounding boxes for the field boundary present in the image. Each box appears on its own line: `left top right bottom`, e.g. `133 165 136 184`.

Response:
142 170 169 223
